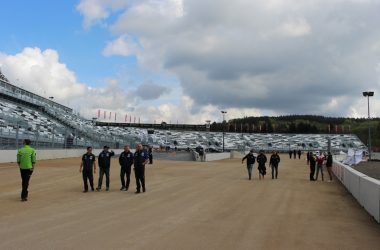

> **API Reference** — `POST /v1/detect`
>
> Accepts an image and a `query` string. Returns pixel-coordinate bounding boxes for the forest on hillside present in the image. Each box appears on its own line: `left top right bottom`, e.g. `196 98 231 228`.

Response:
210 115 380 150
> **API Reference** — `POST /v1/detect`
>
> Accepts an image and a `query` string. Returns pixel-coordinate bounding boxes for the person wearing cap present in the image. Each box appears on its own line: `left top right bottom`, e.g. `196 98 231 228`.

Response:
256 150 267 180
79 146 96 192
269 151 281 179
242 149 256 180
134 144 149 193
96 146 115 191
119 145 134 191
17 139 36 201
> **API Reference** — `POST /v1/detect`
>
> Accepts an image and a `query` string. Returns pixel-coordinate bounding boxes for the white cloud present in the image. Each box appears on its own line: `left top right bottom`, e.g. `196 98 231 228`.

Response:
0 47 225 124
102 35 138 57
93 0 380 118
0 48 138 120
76 0 129 28
0 47 87 100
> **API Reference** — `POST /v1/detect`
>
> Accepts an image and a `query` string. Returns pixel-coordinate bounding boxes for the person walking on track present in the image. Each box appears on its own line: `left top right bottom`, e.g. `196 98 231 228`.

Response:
134 144 149 193
242 149 256 180
269 151 281 179
17 139 36 202
256 150 267 180
119 145 134 191
79 146 96 192
96 146 115 191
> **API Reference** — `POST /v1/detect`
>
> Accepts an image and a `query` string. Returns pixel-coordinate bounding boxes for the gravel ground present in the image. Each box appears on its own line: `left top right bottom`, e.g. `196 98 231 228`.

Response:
1 155 380 250
353 160 380 180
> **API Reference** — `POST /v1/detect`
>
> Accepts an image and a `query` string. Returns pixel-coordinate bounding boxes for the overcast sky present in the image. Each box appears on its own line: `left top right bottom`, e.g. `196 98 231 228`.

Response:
0 0 379 124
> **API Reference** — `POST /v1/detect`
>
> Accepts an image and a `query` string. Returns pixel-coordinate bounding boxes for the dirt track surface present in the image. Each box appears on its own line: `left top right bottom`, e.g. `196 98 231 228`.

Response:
1 155 379 250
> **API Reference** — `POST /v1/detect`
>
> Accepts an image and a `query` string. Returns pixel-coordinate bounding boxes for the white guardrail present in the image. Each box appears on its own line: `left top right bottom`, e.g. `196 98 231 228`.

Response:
333 160 380 223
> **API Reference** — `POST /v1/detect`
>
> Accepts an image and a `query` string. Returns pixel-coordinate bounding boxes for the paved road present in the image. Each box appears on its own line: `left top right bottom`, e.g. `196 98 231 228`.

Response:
0 155 379 250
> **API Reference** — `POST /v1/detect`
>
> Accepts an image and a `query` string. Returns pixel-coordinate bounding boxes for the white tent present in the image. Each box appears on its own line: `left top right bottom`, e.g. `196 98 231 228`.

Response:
343 148 363 166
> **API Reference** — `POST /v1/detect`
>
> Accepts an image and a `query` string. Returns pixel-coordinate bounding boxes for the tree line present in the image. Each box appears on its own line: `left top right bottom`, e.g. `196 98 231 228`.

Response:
210 115 380 150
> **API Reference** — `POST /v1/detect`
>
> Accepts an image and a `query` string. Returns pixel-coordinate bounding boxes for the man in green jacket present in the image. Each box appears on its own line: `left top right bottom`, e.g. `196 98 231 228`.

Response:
17 139 36 201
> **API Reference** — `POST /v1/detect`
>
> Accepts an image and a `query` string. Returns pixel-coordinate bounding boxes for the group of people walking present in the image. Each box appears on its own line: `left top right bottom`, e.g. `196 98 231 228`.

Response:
16 140 151 202
242 149 334 182
79 144 149 194
16 138 335 202
289 149 302 159
242 150 281 180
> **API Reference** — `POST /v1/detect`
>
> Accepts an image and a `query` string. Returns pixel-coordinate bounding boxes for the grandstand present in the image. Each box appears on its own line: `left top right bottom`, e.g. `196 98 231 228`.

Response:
0 71 368 152
0 73 138 149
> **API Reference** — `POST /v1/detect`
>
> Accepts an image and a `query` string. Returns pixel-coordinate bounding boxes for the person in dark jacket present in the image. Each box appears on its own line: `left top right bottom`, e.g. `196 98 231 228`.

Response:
148 146 153 164
326 152 333 182
293 149 296 159
79 146 96 192
269 151 281 179
297 150 302 159
119 145 134 191
96 146 115 191
288 150 292 159
134 144 149 193
309 153 316 181
256 150 267 180
242 149 256 180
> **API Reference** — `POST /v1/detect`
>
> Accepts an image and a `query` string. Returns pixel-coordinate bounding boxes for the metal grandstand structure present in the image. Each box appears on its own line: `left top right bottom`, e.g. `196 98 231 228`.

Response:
0 71 368 152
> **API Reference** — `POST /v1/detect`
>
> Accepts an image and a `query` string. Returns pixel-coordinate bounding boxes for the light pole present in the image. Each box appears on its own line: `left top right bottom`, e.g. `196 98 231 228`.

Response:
363 91 374 160
49 96 54 108
221 111 227 152
205 120 211 132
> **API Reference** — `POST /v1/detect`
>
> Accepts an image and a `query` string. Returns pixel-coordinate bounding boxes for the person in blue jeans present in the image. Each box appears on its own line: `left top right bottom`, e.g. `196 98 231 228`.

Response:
242 149 256 180
269 151 281 179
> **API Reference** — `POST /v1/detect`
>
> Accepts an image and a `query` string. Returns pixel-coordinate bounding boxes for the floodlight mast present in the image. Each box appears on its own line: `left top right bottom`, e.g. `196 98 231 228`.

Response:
362 91 374 160
221 111 227 152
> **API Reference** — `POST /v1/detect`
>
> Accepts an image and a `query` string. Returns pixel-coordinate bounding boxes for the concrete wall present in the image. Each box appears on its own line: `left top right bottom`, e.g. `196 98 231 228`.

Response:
0 149 124 163
333 160 380 223
205 152 231 162
1 148 235 163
